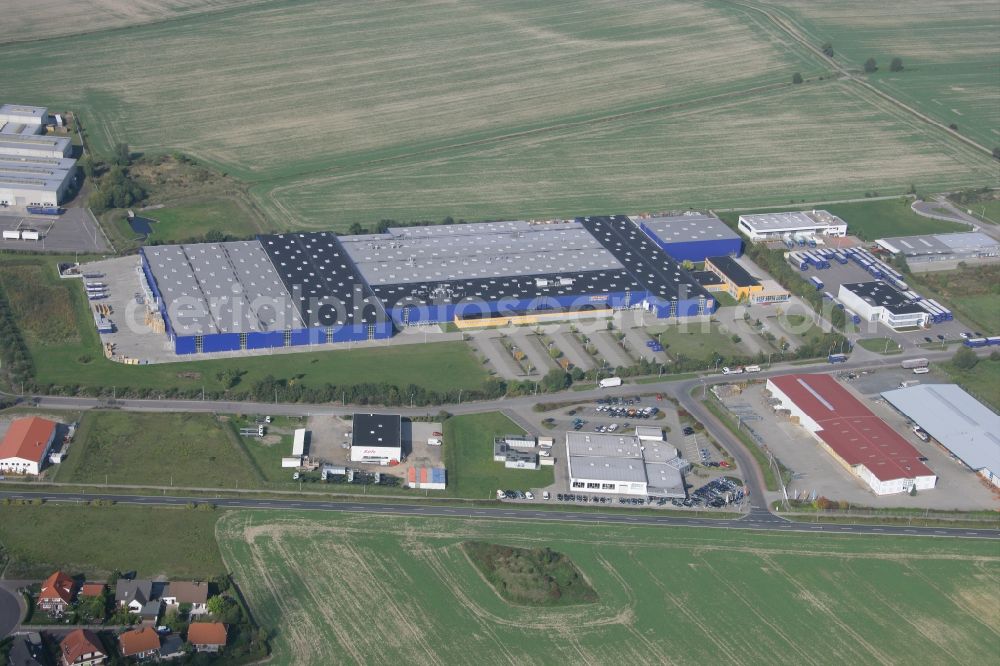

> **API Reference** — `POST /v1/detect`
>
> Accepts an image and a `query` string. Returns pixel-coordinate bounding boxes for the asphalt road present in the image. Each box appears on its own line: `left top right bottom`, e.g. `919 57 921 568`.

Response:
0 586 20 638
1 491 997 540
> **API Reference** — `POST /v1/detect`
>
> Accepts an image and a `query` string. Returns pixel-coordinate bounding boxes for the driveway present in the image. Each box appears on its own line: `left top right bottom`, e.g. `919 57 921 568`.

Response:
589 330 634 369
509 330 555 376
468 331 522 380
624 326 667 363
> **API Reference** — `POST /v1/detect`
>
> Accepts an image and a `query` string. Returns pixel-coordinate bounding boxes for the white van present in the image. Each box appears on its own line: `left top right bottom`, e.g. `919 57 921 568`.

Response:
912 367 930 374
427 437 443 446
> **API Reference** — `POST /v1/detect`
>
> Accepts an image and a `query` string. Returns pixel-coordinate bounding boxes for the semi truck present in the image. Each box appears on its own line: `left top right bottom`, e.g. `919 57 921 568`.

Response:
599 377 622 388
26 206 63 215
900 358 929 369
809 276 824 290
828 353 848 363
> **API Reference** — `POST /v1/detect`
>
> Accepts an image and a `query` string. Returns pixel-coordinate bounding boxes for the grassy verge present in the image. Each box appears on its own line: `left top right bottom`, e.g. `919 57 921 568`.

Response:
935 357 1000 411
443 412 554 498
0 503 225 578
857 337 903 354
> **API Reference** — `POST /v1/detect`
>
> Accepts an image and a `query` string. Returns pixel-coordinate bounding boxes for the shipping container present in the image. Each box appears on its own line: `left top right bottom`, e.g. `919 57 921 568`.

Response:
2 230 20 240
808 276 824 290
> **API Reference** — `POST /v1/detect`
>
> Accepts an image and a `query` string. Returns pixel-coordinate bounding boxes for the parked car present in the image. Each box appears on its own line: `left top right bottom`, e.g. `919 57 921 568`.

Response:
525 491 535 500
542 491 550 500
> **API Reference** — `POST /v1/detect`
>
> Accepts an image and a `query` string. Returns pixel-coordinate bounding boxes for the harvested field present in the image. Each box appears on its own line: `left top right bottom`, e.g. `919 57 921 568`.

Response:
216 511 1000 665
764 0 1000 148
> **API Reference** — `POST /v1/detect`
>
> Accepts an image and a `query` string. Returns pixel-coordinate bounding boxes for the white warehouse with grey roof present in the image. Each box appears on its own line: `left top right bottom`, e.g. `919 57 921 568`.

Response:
0 103 76 208
566 431 686 498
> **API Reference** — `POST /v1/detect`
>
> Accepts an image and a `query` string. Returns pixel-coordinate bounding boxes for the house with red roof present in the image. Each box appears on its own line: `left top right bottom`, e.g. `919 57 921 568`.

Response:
60 628 106 666
119 626 161 660
0 417 57 476
766 374 937 495
187 622 227 652
38 570 76 617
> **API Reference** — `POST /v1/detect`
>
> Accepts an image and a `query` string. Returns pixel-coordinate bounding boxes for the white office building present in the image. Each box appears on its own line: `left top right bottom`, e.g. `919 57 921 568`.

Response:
838 281 929 330
737 210 847 243
566 432 686 497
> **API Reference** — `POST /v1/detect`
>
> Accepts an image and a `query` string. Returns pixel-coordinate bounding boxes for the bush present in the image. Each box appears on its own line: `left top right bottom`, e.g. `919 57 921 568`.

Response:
863 57 878 73
890 57 904 72
792 72 803 84
951 346 979 370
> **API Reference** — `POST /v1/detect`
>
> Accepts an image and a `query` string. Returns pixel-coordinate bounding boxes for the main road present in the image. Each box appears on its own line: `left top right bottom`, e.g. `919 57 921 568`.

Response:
0 489 996 539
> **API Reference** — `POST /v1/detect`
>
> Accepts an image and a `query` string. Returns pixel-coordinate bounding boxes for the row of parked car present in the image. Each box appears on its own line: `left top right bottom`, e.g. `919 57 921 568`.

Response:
556 493 671 506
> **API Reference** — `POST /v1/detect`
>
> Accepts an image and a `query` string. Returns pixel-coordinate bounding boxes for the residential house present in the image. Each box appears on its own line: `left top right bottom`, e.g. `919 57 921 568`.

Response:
60 629 106 666
186 623 227 653
79 583 106 599
162 581 209 616
0 417 57 476
115 579 160 626
37 570 75 617
119 626 160 661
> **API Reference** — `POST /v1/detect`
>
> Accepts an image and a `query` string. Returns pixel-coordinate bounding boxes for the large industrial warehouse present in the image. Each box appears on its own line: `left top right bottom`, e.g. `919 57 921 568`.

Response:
881 384 1000 488
837 281 929 330
766 374 937 496
141 215 718 354
875 231 1000 268
0 104 76 208
566 431 687 498
737 210 847 243
633 212 742 262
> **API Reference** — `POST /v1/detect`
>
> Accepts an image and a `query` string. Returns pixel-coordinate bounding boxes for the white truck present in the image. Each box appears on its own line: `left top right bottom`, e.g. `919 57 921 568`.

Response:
744 365 761 373
427 437 442 446
721 366 744 375
599 377 622 388
900 358 929 370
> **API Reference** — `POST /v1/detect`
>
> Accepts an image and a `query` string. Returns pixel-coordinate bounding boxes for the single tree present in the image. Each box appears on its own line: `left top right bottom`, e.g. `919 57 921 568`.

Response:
951 346 979 370
890 57 904 72
348 222 364 235
949 123 959 131
863 57 878 73
821 41 834 57
992 146 1000 161
792 72 803 84
113 142 131 166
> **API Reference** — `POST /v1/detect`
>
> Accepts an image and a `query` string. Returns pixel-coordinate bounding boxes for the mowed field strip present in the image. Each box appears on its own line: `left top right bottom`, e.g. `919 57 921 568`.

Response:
217 511 1000 666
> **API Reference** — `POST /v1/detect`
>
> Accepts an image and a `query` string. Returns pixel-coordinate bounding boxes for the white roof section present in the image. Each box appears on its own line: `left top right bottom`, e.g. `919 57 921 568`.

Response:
0 104 48 123
881 384 1000 476
636 212 740 243
566 431 685 489
0 121 43 136
635 426 664 441
339 219 622 285
0 134 70 155
739 210 846 232
566 432 642 459
0 162 74 191
142 241 305 336
0 155 76 171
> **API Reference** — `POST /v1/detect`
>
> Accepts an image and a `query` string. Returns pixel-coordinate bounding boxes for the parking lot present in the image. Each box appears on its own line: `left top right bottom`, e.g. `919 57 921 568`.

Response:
721 381 998 510
791 256 973 346
0 207 109 253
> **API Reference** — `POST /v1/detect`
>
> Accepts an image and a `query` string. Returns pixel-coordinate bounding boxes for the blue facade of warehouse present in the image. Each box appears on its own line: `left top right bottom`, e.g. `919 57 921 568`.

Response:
636 214 743 263
141 214 719 356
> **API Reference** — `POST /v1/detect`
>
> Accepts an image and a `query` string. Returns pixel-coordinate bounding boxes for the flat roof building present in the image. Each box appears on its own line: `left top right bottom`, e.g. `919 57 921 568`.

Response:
838 281 928 330
881 384 1000 488
0 104 49 126
566 432 685 497
350 413 402 466
737 210 847 243
0 103 75 207
0 134 71 158
766 374 936 495
875 232 1000 267
634 212 742 262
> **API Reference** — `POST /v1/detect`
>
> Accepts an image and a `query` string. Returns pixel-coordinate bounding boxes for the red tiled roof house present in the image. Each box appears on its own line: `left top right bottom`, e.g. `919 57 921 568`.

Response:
0 417 57 476
187 622 227 653
119 626 160 661
60 629 106 666
38 570 75 617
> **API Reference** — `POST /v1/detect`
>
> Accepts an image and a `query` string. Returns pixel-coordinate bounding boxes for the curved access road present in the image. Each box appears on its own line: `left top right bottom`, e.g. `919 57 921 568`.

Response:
0 490 996 540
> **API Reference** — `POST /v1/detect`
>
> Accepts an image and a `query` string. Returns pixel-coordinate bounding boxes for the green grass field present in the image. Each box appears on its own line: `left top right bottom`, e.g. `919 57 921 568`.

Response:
143 199 266 242
52 411 261 489
0 504 226 579
1 255 488 396
769 1 1000 149
904 264 1000 334
216 510 1000 665
443 412 553 499
0 1 993 232
645 321 747 361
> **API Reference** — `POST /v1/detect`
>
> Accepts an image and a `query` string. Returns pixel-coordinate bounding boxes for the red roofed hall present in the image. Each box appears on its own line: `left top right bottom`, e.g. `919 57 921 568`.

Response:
60 628 106 666
766 374 936 495
38 570 76 617
187 622 227 652
0 416 57 476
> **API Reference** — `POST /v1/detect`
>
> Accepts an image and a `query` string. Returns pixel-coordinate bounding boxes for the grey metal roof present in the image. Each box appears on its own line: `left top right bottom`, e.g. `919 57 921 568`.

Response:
566 432 643 458
0 155 76 170
643 462 685 496
878 232 999 257
0 134 70 155
881 384 1000 476
570 455 648 483
339 219 622 285
0 122 43 136
0 162 74 191
0 104 48 121
143 241 304 336
567 431 685 488
636 213 740 243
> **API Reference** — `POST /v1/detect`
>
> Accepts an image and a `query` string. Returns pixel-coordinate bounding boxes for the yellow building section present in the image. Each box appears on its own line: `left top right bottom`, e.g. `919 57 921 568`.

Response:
454 307 614 330
704 256 762 302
